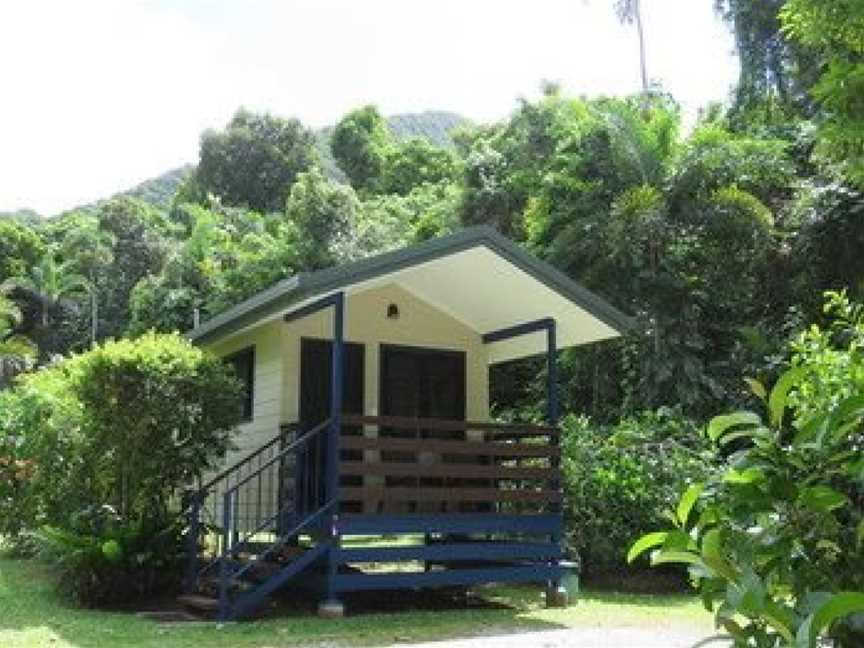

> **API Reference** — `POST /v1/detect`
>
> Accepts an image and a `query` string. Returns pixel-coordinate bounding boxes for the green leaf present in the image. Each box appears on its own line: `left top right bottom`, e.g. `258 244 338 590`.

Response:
717 426 772 447
677 483 704 527
798 485 849 513
723 467 765 484
707 411 762 442
762 600 795 644
101 539 123 563
744 377 767 401
720 618 748 643
805 592 864 646
627 532 669 564
768 367 805 428
857 519 864 550
650 550 704 568
700 529 739 583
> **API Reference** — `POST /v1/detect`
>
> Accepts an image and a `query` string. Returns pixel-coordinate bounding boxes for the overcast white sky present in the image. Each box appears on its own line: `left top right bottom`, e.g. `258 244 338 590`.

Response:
0 0 738 216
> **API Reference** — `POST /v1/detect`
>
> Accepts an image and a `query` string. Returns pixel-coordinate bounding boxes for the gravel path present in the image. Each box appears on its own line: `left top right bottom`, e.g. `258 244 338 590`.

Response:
381 627 729 648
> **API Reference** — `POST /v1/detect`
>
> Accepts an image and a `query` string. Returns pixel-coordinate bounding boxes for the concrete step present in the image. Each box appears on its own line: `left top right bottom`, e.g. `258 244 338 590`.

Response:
176 594 220 613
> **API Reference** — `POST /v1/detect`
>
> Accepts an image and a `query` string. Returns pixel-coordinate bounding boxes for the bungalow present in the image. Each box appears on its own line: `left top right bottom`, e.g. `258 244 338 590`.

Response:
182 226 631 620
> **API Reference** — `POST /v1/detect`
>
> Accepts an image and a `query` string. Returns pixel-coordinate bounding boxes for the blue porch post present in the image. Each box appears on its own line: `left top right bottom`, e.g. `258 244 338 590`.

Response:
283 291 347 617
322 291 344 615
482 317 567 607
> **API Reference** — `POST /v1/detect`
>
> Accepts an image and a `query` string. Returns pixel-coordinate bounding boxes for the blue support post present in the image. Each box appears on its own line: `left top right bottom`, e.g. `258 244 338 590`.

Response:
219 491 232 620
483 316 566 606
325 292 344 610
546 320 558 426
482 317 558 426
284 291 347 617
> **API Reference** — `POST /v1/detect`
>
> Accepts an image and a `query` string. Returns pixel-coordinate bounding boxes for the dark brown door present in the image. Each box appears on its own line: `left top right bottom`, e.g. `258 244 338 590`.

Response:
380 345 466 434
299 338 364 428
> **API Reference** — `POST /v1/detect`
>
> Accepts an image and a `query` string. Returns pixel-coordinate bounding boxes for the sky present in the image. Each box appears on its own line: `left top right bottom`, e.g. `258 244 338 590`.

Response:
0 0 738 216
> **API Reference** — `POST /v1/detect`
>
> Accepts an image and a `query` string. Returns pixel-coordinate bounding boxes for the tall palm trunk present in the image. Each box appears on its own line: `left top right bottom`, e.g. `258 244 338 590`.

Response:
90 289 98 347
633 0 648 92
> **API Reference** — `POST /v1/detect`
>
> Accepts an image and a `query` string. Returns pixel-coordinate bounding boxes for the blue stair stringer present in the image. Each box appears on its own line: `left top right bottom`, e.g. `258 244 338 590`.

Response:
230 540 332 620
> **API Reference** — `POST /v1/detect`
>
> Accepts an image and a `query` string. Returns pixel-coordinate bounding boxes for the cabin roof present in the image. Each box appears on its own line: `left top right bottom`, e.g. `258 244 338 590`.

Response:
188 226 633 363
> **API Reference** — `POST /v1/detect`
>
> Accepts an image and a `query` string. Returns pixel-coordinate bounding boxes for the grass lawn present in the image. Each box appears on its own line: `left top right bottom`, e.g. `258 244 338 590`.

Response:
0 556 713 648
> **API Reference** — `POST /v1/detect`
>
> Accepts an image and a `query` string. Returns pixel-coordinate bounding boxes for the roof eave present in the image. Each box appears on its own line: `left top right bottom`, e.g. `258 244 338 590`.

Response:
187 226 635 346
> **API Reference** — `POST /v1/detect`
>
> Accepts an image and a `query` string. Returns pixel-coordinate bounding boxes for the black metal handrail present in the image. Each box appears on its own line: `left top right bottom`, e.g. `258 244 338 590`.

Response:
199 422 298 494
223 418 330 499
183 421 299 593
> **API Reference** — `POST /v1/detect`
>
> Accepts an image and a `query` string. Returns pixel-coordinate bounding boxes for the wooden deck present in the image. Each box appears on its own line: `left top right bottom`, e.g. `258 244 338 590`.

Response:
184 414 564 619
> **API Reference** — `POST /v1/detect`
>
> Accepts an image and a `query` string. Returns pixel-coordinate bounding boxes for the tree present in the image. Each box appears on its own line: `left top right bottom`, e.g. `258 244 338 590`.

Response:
95 198 170 339
379 138 461 195
195 109 317 212
714 0 813 120
780 0 864 185
0 291 35 387
0 333 243 603
57 216 114 346
615 0 649 92
0 220 44 284
631 295 864 646
330 105 392 191
285 166 360 269
7 248 89 329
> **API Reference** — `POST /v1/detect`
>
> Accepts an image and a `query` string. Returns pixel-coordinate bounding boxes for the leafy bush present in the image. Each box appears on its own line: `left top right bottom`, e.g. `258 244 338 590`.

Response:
0 333 242 583
631 296 864 647
561 407 713 578
32 505 184 606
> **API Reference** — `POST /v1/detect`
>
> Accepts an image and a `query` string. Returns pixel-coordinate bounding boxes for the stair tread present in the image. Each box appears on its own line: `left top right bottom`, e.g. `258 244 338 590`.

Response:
177 594 220 612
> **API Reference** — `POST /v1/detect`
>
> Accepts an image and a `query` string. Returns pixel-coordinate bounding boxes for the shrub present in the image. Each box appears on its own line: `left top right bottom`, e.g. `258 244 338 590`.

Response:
0 332 242 600
32 505 185 606
561 407 713 578
631 295 864 647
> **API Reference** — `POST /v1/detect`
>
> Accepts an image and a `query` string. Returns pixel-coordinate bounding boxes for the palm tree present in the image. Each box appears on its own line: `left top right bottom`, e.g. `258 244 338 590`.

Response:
8 248 90 329
0 292 36 386
615 0 649 93
61 223 114 346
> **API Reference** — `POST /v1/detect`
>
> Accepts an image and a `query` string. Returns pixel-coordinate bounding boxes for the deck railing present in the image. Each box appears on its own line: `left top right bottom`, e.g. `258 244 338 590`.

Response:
339 414 561 515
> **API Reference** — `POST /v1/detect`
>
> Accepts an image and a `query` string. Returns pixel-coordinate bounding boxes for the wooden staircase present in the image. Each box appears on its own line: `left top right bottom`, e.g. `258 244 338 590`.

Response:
182 419 335 620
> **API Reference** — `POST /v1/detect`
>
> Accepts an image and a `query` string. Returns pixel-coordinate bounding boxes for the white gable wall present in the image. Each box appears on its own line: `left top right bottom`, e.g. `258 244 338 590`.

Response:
280 282 489 424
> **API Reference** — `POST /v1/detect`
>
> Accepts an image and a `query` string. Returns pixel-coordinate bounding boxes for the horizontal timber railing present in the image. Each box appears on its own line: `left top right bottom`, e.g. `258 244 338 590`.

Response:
339 414 561 515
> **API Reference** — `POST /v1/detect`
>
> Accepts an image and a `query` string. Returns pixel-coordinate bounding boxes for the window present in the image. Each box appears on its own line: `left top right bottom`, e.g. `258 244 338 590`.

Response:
226 346 255 421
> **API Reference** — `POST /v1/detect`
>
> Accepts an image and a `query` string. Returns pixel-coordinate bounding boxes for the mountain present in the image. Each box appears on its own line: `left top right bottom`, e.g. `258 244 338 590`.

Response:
16 110 470 218
316 110 469 183
386 111 468 146
0 208 43 224
121 165 194 210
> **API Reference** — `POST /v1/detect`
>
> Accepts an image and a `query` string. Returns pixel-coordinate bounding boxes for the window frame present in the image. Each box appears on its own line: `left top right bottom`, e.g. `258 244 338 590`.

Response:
225 345 255 423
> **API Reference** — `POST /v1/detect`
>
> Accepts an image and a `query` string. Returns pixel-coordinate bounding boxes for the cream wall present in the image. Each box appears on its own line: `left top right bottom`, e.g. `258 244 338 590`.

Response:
209 320 284 462
281 283 489 424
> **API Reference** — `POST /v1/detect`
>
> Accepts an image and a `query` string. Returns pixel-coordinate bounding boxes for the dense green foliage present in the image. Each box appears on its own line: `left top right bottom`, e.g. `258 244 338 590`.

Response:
0 1 862 609
561 408 713 575
0 333 242 601
631 294 864 646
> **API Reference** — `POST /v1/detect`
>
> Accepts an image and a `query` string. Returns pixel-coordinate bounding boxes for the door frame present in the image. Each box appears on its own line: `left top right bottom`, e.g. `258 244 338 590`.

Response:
299 336 366 426
378 343 467 422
